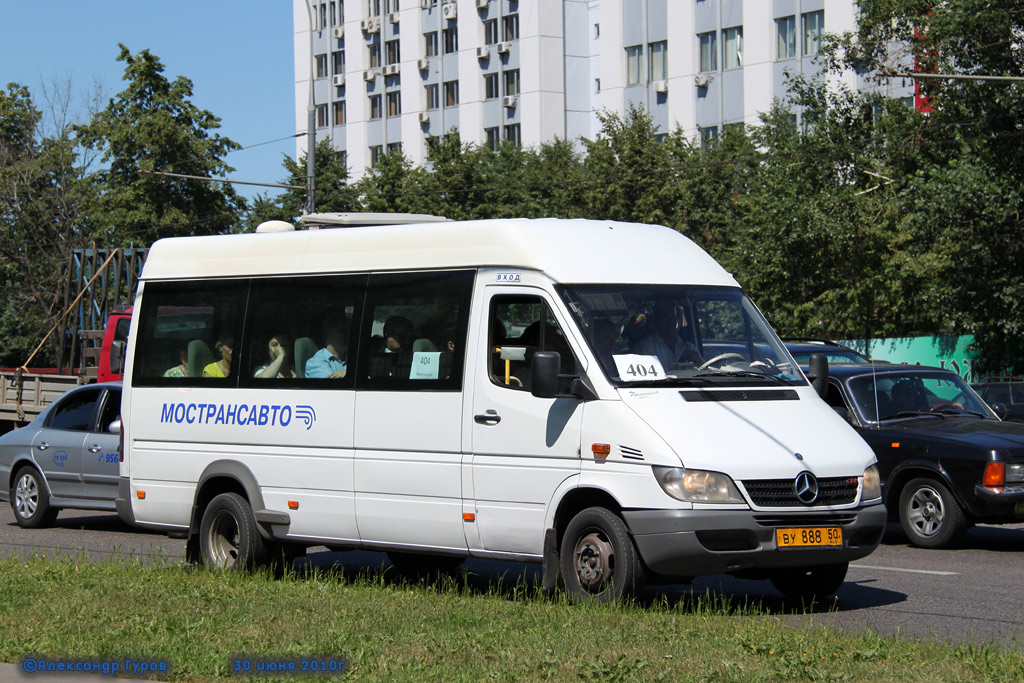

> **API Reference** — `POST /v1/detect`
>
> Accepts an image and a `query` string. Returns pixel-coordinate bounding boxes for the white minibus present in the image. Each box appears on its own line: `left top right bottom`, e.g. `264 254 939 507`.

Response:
118 216 885 601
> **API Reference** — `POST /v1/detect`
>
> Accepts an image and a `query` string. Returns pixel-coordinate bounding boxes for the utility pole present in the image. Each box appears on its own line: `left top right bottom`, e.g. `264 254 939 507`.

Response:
305 0 317 215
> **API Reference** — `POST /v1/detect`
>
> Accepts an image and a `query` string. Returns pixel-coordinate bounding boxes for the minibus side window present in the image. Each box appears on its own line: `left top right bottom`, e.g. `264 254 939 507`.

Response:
131 281 246 386
358 270 473 391
489 296 579 392
240 274 365 388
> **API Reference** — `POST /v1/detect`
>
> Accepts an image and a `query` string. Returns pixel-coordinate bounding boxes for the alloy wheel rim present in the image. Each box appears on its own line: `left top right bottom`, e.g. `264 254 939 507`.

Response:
14 474 38 519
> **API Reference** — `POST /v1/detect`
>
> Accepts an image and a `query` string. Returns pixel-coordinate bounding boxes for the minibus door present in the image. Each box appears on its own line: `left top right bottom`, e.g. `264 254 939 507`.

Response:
468 288 584 555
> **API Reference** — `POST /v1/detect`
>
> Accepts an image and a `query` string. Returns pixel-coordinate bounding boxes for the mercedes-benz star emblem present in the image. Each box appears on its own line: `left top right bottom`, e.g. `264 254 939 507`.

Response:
794 471 819 505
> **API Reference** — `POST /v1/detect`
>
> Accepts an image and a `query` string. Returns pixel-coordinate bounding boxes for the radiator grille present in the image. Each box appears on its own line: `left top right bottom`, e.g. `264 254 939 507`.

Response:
742 476 859 507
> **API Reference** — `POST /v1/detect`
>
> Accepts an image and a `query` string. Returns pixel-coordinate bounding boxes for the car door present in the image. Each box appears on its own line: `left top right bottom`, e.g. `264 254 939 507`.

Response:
467 287 584 555
81 387 122 502
33 388 104 501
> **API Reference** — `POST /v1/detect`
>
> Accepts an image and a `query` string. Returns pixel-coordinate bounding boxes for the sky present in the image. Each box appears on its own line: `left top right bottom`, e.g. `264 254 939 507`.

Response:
0 0 297 202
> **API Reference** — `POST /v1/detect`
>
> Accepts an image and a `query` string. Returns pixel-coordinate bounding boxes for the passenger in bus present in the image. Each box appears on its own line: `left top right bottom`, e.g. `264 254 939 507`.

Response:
383 316 414 353
254 333 296 378
203 338 233 378
633 300 701 368
162 347 188 377
305 315 348 379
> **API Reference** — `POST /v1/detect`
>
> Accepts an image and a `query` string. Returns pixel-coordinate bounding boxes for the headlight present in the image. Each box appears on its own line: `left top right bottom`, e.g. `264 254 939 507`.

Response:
1006 463 1024 484
653 466 745 503
862 465 881 501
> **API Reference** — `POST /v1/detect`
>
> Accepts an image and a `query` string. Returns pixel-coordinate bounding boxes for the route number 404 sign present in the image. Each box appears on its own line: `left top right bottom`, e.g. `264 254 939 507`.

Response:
612 355 666 382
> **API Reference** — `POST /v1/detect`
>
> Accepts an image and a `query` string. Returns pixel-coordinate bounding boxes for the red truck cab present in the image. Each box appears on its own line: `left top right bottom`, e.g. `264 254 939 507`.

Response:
97 307 132 383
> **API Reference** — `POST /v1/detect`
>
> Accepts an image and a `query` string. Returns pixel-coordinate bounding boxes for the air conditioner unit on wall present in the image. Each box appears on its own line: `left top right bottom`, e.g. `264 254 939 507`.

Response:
333 26 345 39
503 95 517 108
333 74 346 87
653 80 668 93
419 112 430 124
389 12 400 24
417 58 430 70
363 69 377 82
694 73 711 87
420 0 433 8
442 2 457 20
383 64 400 76
476 0 488 8
497 41 511 54
361 16 380 33
476 45 490 60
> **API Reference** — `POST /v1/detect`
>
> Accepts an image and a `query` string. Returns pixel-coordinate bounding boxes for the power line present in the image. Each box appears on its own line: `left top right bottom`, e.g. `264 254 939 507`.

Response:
140 169 304 191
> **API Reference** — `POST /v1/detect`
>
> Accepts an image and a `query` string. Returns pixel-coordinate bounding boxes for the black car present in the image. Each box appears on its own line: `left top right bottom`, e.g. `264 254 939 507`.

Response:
816 363 1024 548
784 339 872 365
971 381 1024 423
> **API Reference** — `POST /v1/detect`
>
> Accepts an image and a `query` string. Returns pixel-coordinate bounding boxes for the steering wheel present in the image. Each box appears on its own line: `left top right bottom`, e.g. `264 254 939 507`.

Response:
930 402 963 412
698 352 744 371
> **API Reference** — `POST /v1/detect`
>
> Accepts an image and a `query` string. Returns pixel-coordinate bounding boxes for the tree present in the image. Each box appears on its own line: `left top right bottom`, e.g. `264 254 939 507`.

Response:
76 45 243 244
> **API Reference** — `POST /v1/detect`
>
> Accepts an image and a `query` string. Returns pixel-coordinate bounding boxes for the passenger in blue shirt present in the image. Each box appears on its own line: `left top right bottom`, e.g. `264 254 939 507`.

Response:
305 316 349 379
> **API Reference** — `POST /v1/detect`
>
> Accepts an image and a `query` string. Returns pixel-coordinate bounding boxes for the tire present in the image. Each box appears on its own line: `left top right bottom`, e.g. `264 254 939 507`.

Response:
10 466 59 528
387 551 465 576
770 562 848 603
559 507 644 603
198 492 268 571
898 477 968 548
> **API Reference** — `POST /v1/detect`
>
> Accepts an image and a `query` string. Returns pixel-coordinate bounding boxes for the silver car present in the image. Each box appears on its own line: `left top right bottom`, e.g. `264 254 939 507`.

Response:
0 383 121 527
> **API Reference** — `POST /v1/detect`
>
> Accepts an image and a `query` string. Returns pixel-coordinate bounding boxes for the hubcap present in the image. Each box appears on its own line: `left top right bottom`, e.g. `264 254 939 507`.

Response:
206 509 241 568
907 486 945 537
573 531 615 591
14 474 38 519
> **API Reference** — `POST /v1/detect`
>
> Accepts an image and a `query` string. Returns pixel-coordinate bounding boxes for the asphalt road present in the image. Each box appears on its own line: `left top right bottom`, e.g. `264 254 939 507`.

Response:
2 506 1023 653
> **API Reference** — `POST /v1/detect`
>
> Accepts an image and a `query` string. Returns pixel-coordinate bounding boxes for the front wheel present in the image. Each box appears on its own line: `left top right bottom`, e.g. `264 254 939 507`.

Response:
769 562 848 603
11 466 59 528
899 478 967 548
559 507 644 603
198 492 268 571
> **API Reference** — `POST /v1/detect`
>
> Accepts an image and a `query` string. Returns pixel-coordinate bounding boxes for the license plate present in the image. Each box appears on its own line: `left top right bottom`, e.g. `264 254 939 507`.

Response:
776 527 843 548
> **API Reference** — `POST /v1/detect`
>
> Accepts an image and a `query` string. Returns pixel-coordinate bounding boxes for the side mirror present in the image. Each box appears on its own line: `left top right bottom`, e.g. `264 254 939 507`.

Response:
991 402 1010 420
807 353 829 399
530 351 560 398
109 340 126 374
108 417 122 435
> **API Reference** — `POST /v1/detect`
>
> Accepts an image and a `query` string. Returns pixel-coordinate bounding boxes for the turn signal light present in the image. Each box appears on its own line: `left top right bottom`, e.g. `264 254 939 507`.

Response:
983 462 1005 487
462 512 475 522
592 443 611 459
136 490 145 500
288 500 299 510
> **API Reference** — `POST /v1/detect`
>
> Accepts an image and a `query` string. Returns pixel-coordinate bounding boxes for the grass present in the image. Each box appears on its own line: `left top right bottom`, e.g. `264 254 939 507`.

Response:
0 554 1021 682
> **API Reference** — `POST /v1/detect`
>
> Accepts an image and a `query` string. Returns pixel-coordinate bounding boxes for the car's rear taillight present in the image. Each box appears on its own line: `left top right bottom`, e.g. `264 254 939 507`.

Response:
983 462 1004 487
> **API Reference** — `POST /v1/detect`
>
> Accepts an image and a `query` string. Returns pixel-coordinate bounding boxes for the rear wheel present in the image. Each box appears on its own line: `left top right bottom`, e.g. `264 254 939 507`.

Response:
11 466 58 528
198 492 268 571
559 507 644 603
769 562 848 603
899 478 967 548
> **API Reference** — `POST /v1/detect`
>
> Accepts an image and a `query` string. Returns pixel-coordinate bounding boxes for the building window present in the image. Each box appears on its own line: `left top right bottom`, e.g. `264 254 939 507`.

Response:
316 103 329 128
649 40 667 81
336 149 348 165
776 16 796 59
315 53 329 79
370 94 382 119
370 144 383 167
387 142 402 155
425 83 439 109
803 10 824 56
369 42 381 68
625 45 643 85
503 69 520 96
368 0 381 17
698 32 717 71
595 78 601 93
333 101 346 125
504 123 521 147
483 19 498 45
387 90 401 116
425 31 439 57
320 3 327 28
503 14 519 41
723 27 742 69
700 126 719 150
485 126 499 151
443 26 458 53
332 50 345 74
444 79 459 106
484 73 499 99
386 39 400 65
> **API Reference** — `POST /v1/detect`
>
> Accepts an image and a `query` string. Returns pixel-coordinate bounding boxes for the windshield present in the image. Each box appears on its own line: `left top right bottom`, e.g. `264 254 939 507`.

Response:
557 284 806 387
848 370 995 422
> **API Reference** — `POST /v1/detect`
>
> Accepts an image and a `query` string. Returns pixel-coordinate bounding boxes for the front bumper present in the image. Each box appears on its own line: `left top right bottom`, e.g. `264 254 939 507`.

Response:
623 501 886 578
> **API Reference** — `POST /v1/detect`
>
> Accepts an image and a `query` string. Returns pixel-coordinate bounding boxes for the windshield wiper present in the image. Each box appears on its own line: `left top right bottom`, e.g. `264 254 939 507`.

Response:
879 410 943 421
931 408 988 418
693 369 786 382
